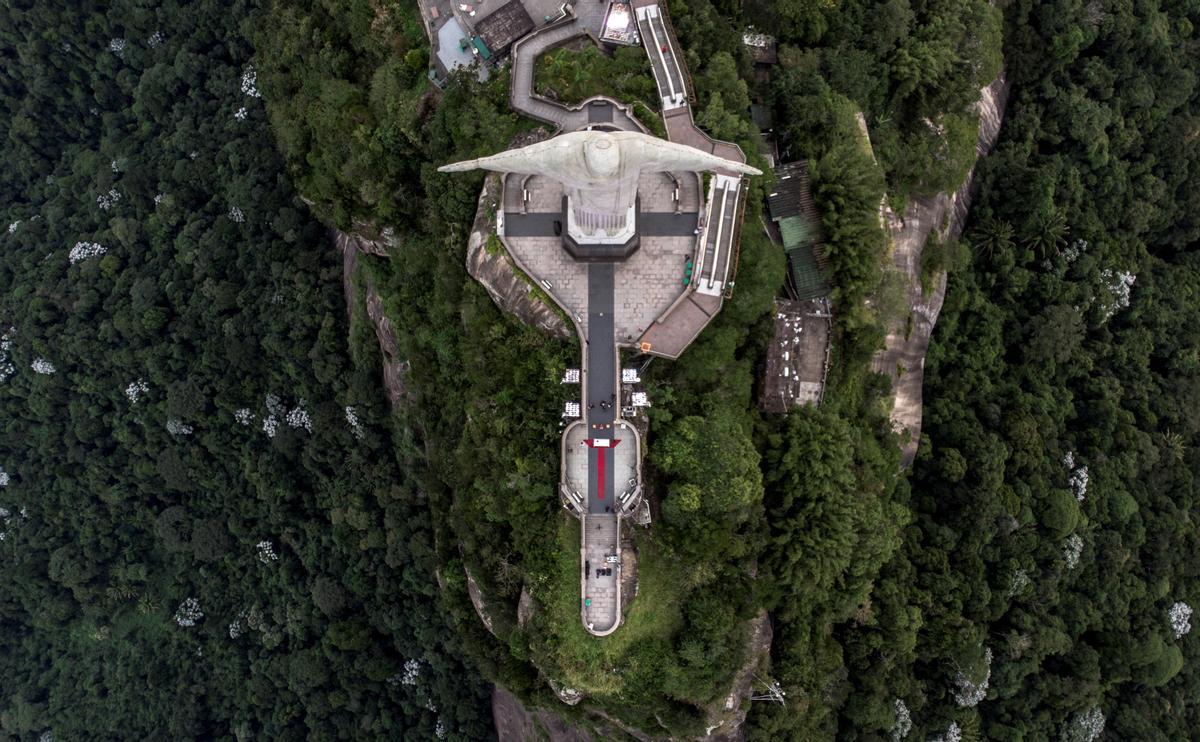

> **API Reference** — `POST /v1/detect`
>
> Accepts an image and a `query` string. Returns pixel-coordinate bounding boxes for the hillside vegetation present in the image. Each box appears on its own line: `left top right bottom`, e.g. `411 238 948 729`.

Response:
2 0 1196 740
0 1 490 738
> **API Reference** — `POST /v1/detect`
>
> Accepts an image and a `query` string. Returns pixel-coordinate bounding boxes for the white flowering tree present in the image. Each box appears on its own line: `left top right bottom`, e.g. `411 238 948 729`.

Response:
97 187 121 210
174 597 203 627
930 721 962 742
1007 569 1031 598
1168 601 1192 638
166 418 193 436
345 406 365 439
401 658 421 685
1098 268 1135 320
69 241 106 264
125 378 150 403
286 401 312 432
241 64 261 97
952 646 992 708
256 540 279 563
1060 706 1105 742
1063 451 1088 502
0 505 19 542
1063 533 1084 570
235 408 254 426
228 607 250 639
31 358 56 375
0 328 14 383
890 699 912 741
262 392 282 437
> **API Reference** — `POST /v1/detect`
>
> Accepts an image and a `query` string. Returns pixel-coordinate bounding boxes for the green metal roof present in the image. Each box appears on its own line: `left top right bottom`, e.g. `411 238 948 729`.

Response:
777 215 816 250
777 216 828 300
471 37 492 60
787 245 828 301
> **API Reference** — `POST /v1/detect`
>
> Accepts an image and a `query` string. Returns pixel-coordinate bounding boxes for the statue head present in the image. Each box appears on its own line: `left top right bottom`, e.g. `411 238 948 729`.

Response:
582 137 621 180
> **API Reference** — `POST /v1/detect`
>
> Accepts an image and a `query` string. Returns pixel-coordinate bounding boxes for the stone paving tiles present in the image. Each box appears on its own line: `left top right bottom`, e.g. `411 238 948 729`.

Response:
614 235 692 343
563 422 589 495
501 171 705 343
583 514 620 632
611 425 639 495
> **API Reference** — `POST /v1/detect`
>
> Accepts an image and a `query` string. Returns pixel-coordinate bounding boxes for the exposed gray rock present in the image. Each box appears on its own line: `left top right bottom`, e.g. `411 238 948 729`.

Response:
466 173 571 340
492 685 598 742
546 676 584 706
517 585 534 629
464 565 497 638
332 219 392 257
871 71 1011 467
332 226 409 407
702 610 774 741
365 278 409 408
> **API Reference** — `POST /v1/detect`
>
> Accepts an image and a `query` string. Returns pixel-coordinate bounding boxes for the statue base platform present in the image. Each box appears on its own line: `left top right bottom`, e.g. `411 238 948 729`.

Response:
561 195 641 262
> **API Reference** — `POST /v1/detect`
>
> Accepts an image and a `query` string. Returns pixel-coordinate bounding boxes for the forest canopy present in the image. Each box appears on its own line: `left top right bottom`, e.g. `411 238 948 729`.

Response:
2 0 1198 740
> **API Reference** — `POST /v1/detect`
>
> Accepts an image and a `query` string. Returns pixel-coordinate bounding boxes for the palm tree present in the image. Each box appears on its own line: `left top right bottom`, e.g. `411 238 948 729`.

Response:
971 215 1015 259
1023 207 1069 260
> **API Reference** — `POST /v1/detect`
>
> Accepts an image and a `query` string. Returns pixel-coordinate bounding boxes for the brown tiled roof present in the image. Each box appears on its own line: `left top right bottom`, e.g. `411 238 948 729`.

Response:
475 0 535 55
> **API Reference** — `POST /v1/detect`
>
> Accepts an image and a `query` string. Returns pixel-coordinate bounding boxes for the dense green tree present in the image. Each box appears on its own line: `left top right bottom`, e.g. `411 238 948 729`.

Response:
0 1 494 738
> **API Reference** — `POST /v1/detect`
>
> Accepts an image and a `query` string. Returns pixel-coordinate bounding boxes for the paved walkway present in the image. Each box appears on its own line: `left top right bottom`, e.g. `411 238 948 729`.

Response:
501 171 700 343
626 1 752 355
509 11 640 132
582 513 620 633
586 263 618 514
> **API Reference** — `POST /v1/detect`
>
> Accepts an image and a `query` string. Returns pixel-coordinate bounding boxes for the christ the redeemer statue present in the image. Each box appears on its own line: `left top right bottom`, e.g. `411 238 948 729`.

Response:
439 130 760 242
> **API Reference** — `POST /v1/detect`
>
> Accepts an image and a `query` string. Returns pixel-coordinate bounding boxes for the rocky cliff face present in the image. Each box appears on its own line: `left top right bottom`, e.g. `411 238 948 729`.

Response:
871 72 1012 467
465 173 571 340
333 225 409 407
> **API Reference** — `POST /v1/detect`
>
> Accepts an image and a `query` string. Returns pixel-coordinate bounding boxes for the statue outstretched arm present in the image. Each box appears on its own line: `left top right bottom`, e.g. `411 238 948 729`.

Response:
438 131 762 179
437 138 576 176
620 134 762 177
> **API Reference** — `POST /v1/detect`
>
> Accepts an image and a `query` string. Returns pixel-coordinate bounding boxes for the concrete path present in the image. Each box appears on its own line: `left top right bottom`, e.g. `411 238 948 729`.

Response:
585 263 617 514
509 12 639 132
582 513 619 633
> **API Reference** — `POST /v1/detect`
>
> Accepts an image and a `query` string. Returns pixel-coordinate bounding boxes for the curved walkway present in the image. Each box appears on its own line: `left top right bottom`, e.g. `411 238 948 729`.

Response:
509 13 639 132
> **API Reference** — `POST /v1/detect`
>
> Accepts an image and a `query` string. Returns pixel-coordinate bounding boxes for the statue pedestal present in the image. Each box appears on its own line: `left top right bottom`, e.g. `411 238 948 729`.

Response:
562 195 641 262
